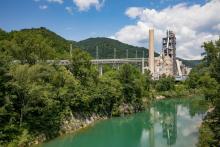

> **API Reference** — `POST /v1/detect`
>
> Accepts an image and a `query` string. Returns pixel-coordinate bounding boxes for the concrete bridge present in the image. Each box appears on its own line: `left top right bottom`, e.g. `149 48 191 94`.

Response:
91 58 148 76
30 58 148 76
14 58 149 75
13 58 187 80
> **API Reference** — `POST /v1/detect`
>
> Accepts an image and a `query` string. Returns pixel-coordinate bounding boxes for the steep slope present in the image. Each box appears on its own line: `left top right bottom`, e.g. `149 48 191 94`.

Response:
0 27 200 67
11 27 77 54
176 58 201 68
78 37 200 67
0 27 78 60
78 37 159 59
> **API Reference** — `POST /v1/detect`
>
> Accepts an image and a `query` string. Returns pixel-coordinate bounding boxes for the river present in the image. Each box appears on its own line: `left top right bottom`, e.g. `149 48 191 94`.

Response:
40 97 208 147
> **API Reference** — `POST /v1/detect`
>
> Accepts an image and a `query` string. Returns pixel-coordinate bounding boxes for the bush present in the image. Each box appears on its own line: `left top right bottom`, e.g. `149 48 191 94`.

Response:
155 76 175 92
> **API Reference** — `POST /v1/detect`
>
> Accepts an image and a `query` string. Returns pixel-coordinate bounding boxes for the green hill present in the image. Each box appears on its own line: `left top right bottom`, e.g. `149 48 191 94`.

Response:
0 27 78 61
176 58 201 68
77 37 159 59
77 37 200 67
0 27 200 67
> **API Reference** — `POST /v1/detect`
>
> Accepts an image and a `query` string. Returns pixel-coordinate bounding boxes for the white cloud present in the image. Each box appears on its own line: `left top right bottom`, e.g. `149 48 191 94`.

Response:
47 0 64 4
39 5 48 10
112 0 220 60
125 7 144 19
213 23 220 31
65 6 73 15
73 0 105 11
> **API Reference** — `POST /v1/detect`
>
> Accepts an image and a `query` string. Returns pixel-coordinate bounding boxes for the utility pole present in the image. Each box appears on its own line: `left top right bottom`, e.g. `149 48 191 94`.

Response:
142 50 144 58
70 44 73 58
114 48 116 59
126 49 128 58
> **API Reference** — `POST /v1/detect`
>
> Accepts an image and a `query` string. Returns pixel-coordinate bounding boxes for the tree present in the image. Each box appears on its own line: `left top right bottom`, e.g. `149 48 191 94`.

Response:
68 48 98 86
0 53 20 144
91 70 122 115
118 64 144 108
155 76 175 92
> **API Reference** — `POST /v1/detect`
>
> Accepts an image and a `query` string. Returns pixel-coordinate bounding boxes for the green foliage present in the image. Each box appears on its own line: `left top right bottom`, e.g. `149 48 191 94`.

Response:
68 48 97 86
176 58 200 68
78 37 200 67
0 27 79 63
187 38 220 146
155 76 175 92
198 109 220 147
78 37 154 59
198 73 219 102
0 29 8 41
0 38 153 146
92 71 122 115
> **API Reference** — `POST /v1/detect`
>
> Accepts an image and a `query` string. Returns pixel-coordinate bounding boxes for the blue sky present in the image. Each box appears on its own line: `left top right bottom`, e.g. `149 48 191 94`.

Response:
0 0 219 59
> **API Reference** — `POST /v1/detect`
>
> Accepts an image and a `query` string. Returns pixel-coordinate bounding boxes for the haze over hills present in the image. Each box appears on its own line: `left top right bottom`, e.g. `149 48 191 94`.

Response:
0 27 200 67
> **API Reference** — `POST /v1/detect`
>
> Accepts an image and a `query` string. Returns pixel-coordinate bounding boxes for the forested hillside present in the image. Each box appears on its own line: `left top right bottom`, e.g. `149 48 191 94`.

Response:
0 28 147 146
78 37 159 59
0 27 199 67
78 37 200 67
0 27 78 63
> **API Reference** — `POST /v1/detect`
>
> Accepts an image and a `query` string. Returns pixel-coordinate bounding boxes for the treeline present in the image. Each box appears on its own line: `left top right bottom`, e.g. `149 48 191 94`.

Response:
78 37 153 59
0 27 199 67
185 38 220 147
78 37 200 68
0 27 75 63
0 28 151 146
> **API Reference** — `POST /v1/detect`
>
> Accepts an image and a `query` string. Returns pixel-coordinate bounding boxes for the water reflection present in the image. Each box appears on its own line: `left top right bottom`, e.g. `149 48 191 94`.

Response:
144 98 208 147
42 98 208 147
154 101 177 146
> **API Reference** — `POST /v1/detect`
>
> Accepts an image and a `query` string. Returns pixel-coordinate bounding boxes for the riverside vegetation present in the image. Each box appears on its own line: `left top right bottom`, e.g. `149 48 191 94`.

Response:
0 27 219 146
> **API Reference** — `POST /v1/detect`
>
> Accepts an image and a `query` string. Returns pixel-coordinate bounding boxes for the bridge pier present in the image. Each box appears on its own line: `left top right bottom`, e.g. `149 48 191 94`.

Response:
91 58 148 76
142 58 145 74
99 64 103 76
117 64 120 70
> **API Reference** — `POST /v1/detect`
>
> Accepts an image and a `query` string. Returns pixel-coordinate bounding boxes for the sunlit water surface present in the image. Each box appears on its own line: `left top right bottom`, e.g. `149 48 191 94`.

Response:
40 98 208 147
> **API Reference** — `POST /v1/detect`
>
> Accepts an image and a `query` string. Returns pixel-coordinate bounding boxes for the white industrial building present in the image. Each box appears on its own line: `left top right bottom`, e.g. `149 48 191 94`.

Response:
147 29 191 80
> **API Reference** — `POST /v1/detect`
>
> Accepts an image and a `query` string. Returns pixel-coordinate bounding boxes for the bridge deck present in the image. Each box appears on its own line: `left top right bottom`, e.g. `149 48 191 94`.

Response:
91 58 148 64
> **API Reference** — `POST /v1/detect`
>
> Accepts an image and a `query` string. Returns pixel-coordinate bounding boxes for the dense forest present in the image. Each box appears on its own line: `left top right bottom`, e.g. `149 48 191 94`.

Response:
0 27 219 146
0 28 150 146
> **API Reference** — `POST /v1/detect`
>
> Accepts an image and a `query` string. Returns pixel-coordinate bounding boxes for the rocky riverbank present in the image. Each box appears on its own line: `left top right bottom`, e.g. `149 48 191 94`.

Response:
59 113 107 135
29 104 141 146
28 112 107 146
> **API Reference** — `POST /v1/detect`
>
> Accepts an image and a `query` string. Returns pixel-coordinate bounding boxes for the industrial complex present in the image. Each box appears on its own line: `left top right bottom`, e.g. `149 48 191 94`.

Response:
147 29 191 80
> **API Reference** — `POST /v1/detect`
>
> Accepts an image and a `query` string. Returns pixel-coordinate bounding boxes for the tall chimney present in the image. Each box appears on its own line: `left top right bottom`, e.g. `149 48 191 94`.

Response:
149 29 155 76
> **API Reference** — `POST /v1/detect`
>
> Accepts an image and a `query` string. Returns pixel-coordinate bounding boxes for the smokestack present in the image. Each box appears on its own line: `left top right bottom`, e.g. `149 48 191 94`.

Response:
149 29 155 76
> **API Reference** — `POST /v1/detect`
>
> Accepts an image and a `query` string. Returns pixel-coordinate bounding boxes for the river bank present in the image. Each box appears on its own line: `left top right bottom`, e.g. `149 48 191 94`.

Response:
154 88 203 100
198 107 220 147
29 113 107 146
39 97 208 147
33 95 206 147
29 103 142 146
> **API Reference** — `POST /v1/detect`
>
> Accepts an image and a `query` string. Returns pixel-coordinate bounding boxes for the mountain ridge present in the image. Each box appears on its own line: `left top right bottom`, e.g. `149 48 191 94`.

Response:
0 27 200 67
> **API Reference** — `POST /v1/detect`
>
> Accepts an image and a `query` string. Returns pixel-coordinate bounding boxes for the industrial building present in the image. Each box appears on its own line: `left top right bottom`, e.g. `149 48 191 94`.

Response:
147 29 191 80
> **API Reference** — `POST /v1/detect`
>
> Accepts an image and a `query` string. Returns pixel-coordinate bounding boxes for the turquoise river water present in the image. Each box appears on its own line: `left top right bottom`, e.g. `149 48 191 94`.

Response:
40 98 208 147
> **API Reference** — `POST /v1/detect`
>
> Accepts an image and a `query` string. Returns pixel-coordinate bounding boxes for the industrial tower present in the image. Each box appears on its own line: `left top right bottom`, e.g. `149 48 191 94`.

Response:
161 30 177 76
